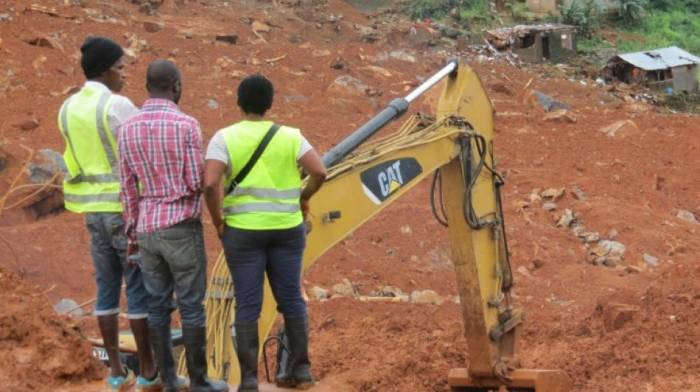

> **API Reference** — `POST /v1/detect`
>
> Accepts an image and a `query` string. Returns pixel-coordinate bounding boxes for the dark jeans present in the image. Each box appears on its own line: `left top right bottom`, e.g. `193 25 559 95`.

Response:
85 213 149 319
138 219 207 328
222 224 307 323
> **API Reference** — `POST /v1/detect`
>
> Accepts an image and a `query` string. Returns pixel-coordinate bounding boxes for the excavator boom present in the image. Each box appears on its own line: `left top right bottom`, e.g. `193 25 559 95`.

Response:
197 61 572 392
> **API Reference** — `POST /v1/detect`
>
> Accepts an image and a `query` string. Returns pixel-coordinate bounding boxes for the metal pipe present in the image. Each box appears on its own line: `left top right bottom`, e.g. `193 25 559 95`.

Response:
405 60 458 103
322 59 459 168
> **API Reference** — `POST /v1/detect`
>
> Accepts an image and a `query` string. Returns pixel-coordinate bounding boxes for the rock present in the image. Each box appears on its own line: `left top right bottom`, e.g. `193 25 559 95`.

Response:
581 232 601 244
288 34 303 44
544 110 577 123
378 285 406 298
602 302 639 332
312 49 331 57
0 13 12 22
215 34 238 44
251 20 272 34
490 82 514 96
207 99 219 110
53 298 85 317
642 253 659 267
598 120 637 138
440 26 461 39
330 57 348 70
534 91 570 112
676 209 698 224
283 95 307 103
517 265 532 277
123 34 149 59
556 209 575 228
355 24 379 43
571 186 587 201
540 188 565 201
358 65 392 78
572 225 585 237
400 225 412 235
608 229 619 239
332 278 355 297
14 117 40 131
531 259 545 269
625 264 646 274
329 75 368 95
602 255 620 267
23 36 63 50
410 289 443 305
143 21 163 33
309 286 329 301
27 149 67 183
388 50 417 63
542 202 557 211
591 240 626 258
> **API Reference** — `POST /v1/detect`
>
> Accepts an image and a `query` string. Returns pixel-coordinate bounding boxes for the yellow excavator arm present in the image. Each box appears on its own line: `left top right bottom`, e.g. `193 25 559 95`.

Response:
193 62 571 391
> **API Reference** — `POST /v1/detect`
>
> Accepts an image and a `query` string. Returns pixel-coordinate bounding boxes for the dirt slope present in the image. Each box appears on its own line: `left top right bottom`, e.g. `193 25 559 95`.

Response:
0 1 698 391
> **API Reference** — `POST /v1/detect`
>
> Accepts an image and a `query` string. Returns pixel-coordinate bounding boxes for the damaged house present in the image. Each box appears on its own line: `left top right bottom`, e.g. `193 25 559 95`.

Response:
485 24 576 63
604 46 700 92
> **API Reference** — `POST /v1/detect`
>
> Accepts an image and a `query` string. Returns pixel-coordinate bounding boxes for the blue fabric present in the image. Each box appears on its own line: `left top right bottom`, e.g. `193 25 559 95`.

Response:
85 213 149 318
222 224 307 323
137 219 208 328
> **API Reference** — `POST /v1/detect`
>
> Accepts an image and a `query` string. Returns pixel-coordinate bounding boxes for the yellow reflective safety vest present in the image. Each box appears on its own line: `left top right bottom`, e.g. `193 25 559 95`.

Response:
57 85 122 213
222 120 303 230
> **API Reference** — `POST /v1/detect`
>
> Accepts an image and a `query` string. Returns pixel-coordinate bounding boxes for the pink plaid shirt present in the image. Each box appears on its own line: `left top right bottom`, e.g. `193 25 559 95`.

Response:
119 99 203 242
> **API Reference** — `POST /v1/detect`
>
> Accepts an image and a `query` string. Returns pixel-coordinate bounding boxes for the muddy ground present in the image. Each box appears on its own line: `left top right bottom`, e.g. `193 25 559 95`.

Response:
0 0 698 391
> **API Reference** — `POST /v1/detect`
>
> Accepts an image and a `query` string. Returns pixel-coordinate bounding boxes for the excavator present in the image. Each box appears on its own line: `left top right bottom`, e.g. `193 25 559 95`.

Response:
188 59 573 391
90 59 570 391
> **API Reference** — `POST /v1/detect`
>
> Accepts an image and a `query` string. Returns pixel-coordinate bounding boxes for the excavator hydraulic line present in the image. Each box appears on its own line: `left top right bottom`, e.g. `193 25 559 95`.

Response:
322 59 458 167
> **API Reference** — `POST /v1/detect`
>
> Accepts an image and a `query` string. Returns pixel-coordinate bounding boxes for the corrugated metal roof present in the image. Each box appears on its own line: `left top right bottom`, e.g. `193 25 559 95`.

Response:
617 46 700 71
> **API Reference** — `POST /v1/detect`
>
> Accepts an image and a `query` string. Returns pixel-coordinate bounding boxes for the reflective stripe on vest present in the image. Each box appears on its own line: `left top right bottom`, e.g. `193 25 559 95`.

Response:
227 186 301 199
223 202 300 215
63 192 121 204
59 91 119 184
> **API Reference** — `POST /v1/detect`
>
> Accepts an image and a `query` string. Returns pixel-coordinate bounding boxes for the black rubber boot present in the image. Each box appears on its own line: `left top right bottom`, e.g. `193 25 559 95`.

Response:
275 315 315 389
182 325 229 392
234 322 259 392
150 325 188 392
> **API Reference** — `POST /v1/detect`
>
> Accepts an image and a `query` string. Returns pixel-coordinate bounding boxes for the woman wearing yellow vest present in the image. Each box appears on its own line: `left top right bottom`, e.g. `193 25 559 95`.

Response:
204 75 326 392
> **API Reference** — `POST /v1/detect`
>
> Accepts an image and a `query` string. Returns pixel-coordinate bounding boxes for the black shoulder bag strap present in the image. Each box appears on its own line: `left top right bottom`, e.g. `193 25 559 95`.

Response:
227 123 281 195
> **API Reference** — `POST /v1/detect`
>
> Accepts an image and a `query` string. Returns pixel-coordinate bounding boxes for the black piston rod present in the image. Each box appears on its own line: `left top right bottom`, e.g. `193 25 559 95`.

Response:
321 59 459 168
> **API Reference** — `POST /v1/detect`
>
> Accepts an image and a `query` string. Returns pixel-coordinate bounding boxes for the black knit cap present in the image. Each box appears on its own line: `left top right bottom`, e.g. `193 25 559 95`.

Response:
80 36 124 79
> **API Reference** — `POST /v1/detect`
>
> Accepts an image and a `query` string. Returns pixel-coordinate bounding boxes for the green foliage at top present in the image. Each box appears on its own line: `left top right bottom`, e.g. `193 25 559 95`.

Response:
617 8 700 54
561 0 601 38
617 0 646 26
408 0 492 24
647 0 700 13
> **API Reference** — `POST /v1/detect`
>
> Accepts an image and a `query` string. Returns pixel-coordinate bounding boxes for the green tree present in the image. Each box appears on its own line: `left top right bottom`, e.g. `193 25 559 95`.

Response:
618 0 647 26
561 0 601 38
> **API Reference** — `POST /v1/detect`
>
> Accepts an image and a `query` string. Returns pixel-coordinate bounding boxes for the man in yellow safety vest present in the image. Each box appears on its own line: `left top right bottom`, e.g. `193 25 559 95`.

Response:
57 36 158 391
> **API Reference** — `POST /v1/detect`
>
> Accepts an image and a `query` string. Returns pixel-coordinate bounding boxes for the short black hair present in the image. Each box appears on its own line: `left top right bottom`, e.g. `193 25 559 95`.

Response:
237 74 273 115
146 60 180 93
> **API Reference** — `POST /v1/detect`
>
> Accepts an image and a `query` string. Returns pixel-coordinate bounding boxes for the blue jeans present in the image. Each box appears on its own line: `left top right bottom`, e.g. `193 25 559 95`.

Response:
85 213 149 319
137 219 208 328
222 224 307 323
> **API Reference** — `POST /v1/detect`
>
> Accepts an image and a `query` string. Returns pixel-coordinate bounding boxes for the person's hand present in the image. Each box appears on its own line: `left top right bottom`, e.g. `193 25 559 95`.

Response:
216 221 225 239
126 241 139 267
300 198 310 221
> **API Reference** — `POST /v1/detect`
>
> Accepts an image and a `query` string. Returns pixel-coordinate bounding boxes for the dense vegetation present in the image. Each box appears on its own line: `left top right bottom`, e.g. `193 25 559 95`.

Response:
407 0 700 55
